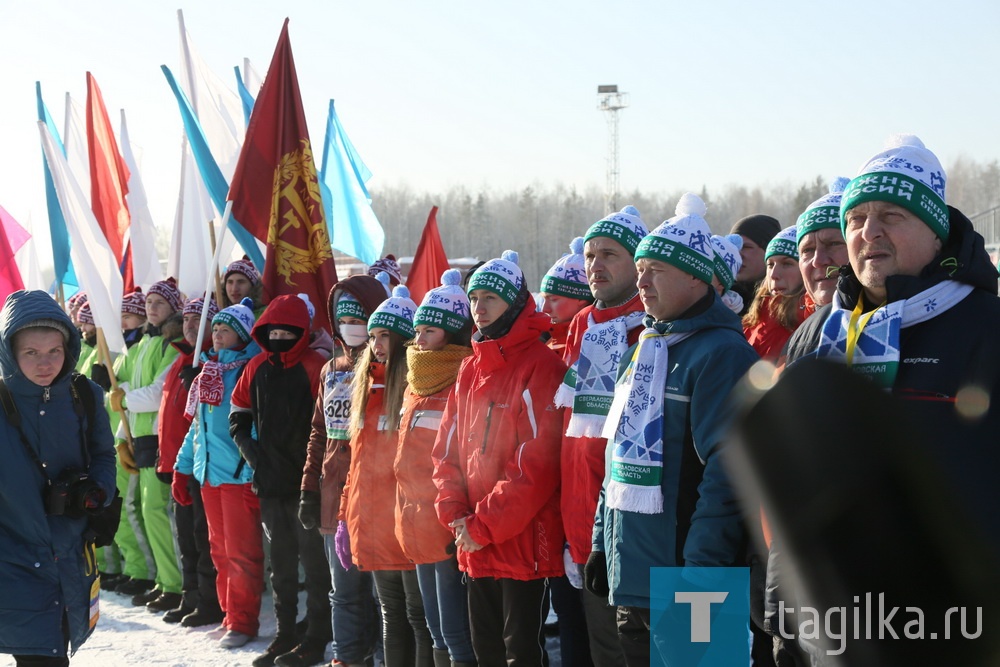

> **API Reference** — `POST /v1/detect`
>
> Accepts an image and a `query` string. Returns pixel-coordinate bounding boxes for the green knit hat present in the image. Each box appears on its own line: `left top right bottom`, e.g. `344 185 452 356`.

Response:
540 237 593 302
765 226 799 261
368 285 417 339
840 134 948 242
796 177 849 244
584 205 648 258
467 250 523 305
414 269 471 333
635 193 716 284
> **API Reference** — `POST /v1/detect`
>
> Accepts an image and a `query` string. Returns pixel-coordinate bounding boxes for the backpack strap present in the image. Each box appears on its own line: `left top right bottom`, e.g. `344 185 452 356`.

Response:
0 378 51 482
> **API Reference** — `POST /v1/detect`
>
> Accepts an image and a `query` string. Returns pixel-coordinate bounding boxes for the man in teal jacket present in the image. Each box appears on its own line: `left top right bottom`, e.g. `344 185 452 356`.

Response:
585 194 758 666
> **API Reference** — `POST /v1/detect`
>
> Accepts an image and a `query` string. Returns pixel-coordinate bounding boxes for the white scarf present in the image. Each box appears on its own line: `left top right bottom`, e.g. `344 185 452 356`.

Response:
602 327 693 514
554 310 646 437
817 280 972 387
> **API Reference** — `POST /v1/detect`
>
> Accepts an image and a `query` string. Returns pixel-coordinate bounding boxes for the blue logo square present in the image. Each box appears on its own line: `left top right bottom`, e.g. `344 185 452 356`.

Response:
650 566 750 666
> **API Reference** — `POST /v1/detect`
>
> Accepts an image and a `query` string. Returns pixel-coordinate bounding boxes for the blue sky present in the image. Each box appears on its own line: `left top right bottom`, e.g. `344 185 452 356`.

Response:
2 1 998 265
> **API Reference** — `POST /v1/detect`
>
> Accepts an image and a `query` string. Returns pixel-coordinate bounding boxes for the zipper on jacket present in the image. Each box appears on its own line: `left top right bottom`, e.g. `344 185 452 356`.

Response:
479 402 495 454
42 386 50 403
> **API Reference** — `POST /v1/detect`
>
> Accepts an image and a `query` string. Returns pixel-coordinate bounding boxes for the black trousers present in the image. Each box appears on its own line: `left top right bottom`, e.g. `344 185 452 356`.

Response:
467 576 550 667
372 569 433 667
549 574 594 667
174 476 220 612
616 605 651 667
259 494 332 639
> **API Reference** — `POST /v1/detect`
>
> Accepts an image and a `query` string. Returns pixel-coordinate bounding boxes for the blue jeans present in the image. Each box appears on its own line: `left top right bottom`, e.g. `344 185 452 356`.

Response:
323 533 381 663
416 558 476 663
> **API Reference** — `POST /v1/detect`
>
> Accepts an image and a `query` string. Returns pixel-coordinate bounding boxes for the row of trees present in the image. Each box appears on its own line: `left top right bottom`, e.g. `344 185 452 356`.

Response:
369 157 1000 290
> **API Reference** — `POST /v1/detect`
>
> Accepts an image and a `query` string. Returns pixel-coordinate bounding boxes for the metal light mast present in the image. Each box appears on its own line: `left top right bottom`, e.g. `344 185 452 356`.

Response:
597 85 629 214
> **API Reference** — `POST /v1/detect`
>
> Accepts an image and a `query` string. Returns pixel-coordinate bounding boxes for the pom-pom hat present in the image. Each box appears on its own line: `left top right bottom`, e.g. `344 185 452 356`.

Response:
540 237 593 301
77 301 94 325
121 288 147 317
710 234 744 291
415 269 471 333
766 226 799 261
797 178 850 244
369 285 417 339
584 205 648 258
635 193 717 284
224 257 260 286
183 295 220 321
467 250 524 305
213 297 256 343
148 277 184 313
840 134 948 242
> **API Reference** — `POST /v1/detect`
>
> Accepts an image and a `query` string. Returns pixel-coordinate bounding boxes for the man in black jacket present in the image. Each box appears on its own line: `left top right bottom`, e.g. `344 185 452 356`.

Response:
766 135 1000 665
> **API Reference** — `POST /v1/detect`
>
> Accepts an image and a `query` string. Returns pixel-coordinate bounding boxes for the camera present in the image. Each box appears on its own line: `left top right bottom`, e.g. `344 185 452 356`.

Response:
45 469 107 519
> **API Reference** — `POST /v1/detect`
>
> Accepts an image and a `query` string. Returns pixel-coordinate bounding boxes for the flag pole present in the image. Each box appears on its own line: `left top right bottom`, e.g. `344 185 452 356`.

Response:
96 326 137 471
207 217 225 308
192 200 232 368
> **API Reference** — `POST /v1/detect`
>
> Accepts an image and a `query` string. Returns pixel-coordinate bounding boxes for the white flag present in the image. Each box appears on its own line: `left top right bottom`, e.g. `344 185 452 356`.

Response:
38 121 126 353
119 109 164 290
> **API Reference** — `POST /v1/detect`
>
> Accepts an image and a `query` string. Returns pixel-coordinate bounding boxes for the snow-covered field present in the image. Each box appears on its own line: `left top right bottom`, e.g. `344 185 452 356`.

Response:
1 587 561 666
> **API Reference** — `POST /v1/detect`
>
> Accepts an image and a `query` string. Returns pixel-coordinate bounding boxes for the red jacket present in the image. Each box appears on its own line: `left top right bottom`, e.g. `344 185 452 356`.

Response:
157 342 196 474
432 300 566 580
559 294 645 564
340 362 412 571
743 293 811 362
394 386 455 564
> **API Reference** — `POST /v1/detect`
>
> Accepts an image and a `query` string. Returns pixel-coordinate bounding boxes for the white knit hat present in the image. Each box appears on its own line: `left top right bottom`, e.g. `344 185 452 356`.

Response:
368 285 417 338
710 234 743 291
415 269 471 333
841 134 948 241
467 250 524 305
540 237 592 301
635 193 716 284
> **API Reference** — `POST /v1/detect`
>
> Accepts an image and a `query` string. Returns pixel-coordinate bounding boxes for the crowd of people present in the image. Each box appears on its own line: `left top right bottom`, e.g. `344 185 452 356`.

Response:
1 133 997 667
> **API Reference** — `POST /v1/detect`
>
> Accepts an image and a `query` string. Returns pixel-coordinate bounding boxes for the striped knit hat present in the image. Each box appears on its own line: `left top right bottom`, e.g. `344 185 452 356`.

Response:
183 295 220 321
797 178 849 244
213 297 256 343
224 257 260 286
710 234 744 291
147 277 184 313
584 205 648 258
121 288 147 317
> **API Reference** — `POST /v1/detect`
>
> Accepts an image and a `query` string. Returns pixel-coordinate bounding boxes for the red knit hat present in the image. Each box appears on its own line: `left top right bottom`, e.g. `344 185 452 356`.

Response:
147 277 184 313
121 288 147 317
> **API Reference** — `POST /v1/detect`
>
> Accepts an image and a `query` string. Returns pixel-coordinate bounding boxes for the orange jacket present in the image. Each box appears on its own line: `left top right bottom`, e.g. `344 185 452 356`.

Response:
340 361 412 571
394 387 455 564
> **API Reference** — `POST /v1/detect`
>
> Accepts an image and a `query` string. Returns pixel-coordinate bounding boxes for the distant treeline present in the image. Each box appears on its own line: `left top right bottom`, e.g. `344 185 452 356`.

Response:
369 157 1000 291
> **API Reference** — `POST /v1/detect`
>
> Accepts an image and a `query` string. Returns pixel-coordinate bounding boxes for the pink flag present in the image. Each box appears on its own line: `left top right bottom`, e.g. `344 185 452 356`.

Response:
0 205 28 304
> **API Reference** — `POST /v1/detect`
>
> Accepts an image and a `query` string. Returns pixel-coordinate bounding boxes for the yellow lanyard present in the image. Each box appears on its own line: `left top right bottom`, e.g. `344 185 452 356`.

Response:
844 298 883 366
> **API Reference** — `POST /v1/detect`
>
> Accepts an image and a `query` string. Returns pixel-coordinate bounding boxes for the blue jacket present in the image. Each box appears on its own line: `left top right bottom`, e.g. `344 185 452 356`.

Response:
593 291 758 608
175 341 260 486
0 290 116 657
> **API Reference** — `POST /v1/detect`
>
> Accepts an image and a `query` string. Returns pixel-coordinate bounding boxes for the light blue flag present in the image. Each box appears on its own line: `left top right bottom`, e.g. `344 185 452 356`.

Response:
35 81 78 291
234 65 255 127
320 100 384 265
160 65 264 270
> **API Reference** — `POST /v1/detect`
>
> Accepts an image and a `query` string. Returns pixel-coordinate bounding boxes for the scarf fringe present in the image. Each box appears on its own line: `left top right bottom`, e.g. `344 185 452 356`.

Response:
607 480 663 515
565 413 605 438
554 381 575 409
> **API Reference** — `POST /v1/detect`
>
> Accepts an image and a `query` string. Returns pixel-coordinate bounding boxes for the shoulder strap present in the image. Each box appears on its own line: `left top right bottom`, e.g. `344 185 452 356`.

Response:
70 372 96 441
0 379 50 482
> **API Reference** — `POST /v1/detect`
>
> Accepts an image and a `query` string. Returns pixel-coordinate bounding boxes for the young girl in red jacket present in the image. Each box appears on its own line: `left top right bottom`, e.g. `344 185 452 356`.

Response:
744 225 814 361
395 270 475 667
338 286 433 667
433 251 566 667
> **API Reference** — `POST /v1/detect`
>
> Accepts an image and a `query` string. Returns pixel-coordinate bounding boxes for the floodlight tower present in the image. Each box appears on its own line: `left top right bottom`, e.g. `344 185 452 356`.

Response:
597 84 629 214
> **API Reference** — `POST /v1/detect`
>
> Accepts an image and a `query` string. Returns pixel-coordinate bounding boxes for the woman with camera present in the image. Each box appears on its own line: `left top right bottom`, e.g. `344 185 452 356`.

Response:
0 290 117 666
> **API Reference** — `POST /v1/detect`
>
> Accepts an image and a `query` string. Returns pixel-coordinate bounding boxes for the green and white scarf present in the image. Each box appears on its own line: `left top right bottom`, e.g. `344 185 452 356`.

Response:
601 327 692 514
555 310 646 437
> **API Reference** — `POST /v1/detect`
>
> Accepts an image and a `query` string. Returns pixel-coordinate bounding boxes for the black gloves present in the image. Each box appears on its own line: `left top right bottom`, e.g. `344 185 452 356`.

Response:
298 490 321 530
179 365 200 391
584 551 610 597
229 411 259 469
91 363 112 391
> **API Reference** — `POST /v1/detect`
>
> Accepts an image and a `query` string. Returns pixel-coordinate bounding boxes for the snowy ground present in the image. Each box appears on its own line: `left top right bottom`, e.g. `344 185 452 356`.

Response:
1 587 561 666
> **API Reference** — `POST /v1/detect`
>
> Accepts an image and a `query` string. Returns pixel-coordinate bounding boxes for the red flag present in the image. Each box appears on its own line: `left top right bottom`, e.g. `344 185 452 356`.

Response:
405 206 451 305
228 18 337 331
86 72 134 291
0 208 26 304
